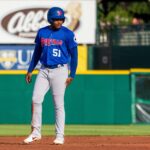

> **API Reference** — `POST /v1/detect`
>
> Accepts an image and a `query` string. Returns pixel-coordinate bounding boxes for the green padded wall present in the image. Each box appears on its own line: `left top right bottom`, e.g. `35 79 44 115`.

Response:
0 74 131 124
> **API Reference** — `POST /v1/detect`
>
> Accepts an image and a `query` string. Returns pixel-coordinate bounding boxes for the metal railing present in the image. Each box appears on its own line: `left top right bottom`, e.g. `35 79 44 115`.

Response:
98 24 150 46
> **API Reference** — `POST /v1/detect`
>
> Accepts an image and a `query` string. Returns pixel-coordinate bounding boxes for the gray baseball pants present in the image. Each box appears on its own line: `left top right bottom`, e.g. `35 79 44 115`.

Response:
31 65 68 139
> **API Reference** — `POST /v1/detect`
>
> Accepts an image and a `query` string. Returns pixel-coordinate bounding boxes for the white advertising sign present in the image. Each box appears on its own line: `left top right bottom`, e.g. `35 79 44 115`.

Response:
0 0 96 44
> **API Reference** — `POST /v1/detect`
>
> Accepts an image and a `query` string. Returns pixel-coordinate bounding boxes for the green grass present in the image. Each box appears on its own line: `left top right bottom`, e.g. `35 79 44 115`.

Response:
0 125 150 136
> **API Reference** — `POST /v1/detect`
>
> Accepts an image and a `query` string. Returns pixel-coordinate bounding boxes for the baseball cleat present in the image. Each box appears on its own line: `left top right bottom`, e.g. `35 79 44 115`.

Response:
53 138 64 145
23 134 41 144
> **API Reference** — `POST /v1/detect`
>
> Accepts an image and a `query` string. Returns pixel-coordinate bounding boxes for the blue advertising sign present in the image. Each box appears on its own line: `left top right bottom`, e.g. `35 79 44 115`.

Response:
0 45 40 70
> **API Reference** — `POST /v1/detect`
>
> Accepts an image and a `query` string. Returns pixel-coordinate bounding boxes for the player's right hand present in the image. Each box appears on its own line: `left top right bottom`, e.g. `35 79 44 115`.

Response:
25 72 32 84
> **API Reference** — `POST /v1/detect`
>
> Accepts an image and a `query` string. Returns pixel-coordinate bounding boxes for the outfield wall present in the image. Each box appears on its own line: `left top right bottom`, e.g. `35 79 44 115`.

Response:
0 73 132 124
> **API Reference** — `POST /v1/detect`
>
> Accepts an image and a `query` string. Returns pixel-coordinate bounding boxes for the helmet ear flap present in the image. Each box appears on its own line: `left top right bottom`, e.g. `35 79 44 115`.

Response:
62 18 65 23
49 19 53 24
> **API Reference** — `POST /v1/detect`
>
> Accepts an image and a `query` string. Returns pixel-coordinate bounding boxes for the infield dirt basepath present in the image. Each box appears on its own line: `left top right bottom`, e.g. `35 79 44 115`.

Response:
0 136 150 150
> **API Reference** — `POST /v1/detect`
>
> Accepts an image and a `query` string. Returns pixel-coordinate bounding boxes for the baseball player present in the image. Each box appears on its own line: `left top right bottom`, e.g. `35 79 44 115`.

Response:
23 7 78 145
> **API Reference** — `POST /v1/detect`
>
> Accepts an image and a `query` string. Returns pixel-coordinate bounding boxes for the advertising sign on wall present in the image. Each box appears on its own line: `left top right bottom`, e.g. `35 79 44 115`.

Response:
0 0 96 44
0 45 87 72
0 45 36 70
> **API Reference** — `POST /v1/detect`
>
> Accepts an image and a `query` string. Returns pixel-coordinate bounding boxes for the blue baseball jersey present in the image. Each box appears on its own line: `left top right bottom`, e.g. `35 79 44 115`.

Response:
28 25 78 78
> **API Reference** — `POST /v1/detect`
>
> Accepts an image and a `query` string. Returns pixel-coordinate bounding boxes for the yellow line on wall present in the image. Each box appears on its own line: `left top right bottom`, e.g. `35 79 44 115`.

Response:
0 68 150 75
77 70 130 75
130 68 150 73
0 70 38 74
0 70 130 75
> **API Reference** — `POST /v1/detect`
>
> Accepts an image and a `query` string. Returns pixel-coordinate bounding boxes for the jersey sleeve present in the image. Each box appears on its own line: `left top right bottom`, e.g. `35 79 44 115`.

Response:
28 30 42 73
35 30 41 43
66 31 78 49
69 46 78 78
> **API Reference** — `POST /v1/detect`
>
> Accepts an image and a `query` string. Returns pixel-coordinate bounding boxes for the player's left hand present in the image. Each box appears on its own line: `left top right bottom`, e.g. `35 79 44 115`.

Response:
66 77 73 86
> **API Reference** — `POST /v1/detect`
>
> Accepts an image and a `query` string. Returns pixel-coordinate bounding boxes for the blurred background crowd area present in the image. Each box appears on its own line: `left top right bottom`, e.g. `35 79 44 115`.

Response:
96 0 150 46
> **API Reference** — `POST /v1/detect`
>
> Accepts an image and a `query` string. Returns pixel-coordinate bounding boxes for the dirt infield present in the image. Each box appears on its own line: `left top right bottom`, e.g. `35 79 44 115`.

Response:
0 136 150 150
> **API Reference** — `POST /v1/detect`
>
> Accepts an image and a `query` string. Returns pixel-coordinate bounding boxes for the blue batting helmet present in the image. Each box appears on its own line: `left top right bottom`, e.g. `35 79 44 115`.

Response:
47 7 65 24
